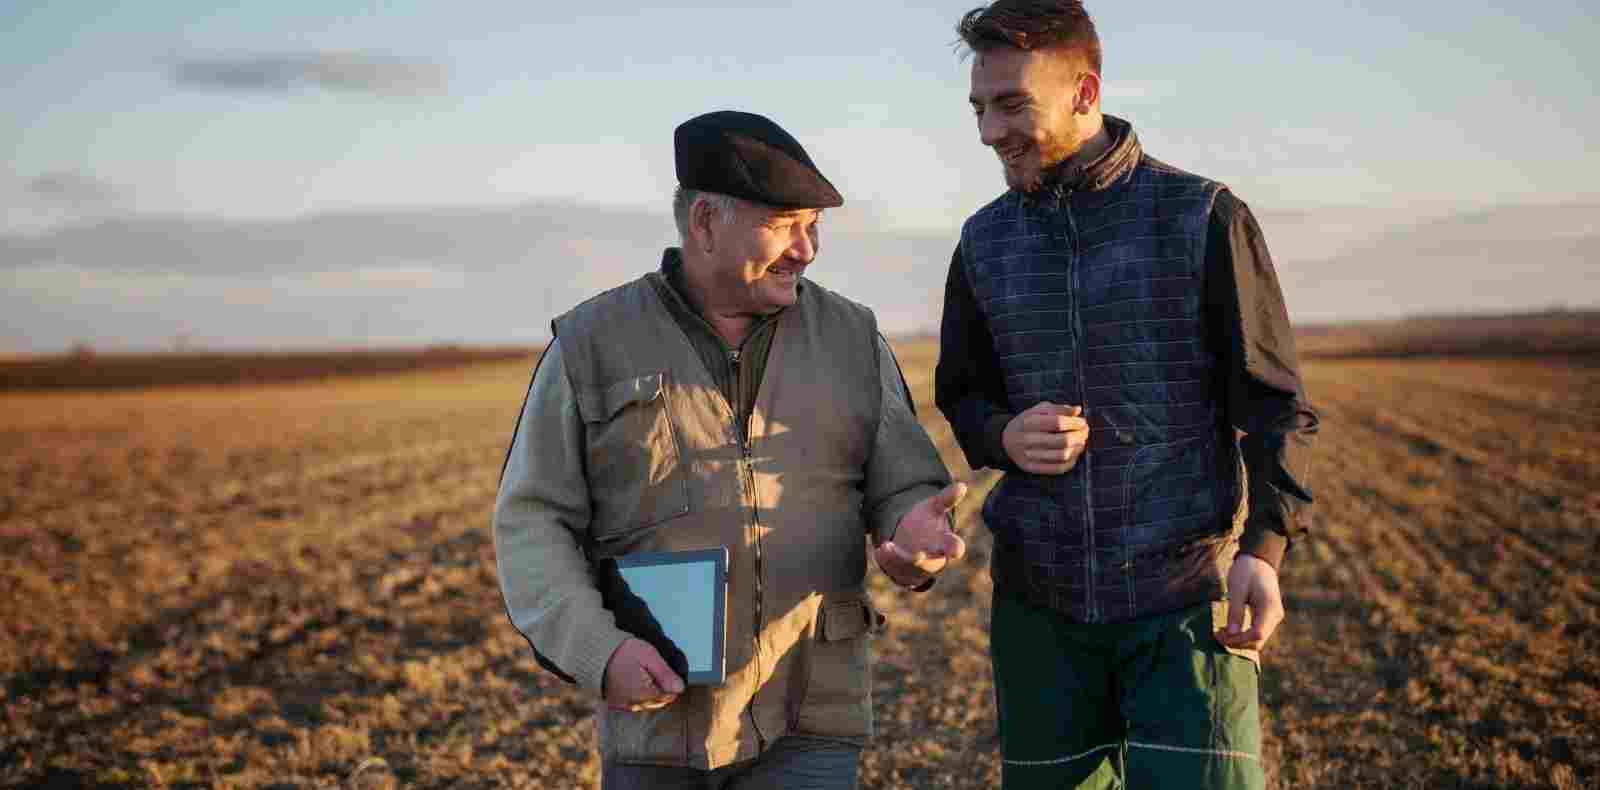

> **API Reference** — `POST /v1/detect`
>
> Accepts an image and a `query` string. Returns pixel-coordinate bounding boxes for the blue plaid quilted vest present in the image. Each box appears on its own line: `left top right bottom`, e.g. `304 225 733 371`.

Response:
960 117 1241 623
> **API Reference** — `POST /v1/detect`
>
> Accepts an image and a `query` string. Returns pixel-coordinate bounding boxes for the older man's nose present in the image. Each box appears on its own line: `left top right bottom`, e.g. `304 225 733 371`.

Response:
788 225 817 264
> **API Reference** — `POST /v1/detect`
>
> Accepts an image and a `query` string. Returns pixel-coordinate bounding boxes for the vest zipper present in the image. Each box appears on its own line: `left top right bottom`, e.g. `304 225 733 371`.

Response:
731 346 769 750
1060 190 1100 623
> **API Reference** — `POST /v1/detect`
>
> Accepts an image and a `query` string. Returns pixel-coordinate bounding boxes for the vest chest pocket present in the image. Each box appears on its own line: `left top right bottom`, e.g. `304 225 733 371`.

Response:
578 372 690 540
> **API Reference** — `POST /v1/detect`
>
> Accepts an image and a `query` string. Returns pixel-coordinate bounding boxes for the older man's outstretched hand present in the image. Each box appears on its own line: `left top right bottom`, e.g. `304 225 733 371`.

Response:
875 481 969 589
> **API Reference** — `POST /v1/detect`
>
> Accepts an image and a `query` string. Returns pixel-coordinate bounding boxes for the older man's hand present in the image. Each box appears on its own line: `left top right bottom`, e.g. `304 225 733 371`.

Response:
602 638 685 712
875 481 968 589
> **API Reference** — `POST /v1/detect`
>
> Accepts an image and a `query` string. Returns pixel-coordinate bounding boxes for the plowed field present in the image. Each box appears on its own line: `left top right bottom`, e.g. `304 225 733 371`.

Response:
2 343 1595 788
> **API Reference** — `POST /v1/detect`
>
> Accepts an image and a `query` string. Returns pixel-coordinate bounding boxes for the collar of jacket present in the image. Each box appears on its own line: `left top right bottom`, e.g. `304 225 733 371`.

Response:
1022 114 1143 205
654 247 701 316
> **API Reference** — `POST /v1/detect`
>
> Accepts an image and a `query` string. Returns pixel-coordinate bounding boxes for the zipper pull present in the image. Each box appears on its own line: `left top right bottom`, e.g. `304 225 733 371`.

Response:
731 347 749 453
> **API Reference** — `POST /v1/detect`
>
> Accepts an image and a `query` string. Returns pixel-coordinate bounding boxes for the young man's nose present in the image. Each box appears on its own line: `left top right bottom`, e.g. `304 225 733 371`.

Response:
978 111 1008 149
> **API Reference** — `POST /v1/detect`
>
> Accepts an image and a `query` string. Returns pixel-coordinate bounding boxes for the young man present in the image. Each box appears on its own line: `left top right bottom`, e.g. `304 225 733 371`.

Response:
495 110 966 789
935 3 1320 788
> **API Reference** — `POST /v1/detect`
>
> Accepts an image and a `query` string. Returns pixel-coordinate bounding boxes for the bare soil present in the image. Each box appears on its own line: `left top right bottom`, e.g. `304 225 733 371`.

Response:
2 341 1595 788
0 347 533 392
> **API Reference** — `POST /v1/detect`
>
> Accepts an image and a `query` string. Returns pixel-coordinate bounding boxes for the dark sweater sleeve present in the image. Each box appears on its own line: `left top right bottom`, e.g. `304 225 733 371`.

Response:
1205 192 1320 568
935 244 1020 473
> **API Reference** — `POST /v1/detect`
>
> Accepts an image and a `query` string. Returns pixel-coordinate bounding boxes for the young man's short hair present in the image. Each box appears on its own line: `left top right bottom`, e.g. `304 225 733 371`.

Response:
957 0 1103 75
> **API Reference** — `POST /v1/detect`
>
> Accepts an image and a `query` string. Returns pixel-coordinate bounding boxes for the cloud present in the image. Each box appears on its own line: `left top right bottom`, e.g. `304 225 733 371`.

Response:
13 198 1588 351
0 201 953 350
170 52 448 97
1275 202 1600 323
1 172 127 235
0 203 673 276
305 264 466 291
25 171 124 208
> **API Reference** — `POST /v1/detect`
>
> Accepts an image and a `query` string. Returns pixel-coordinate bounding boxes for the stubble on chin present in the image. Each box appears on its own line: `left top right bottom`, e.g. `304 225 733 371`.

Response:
747 278 798 314
1005 165 1043 194
768 282 800 308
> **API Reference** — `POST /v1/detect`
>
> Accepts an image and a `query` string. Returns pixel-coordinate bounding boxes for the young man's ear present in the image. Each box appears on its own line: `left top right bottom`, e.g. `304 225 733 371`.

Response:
1075 71 1101 114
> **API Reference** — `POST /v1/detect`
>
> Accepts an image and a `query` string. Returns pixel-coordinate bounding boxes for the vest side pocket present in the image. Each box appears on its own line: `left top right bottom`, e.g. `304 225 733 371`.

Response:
578 371 691 539
793 597 874 738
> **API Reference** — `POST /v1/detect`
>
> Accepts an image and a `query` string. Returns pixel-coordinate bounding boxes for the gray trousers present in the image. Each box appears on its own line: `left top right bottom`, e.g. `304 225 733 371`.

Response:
601 736 861 790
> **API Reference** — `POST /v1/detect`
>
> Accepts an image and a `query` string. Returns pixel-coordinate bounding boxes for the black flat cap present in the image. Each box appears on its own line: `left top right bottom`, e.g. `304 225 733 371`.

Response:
675 110 843 209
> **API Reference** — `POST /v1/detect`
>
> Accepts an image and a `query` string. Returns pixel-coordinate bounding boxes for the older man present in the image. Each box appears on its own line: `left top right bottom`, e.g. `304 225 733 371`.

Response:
494 110 965 789
936 2 1319 788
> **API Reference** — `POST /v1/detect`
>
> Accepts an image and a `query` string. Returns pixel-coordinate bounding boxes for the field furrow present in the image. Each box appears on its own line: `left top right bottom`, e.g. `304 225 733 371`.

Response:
1288 358 1598 788
2 349 1594 789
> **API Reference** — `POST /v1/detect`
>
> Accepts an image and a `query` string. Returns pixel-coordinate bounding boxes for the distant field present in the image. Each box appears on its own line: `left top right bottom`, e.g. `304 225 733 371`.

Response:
0 346 537 391
5 309 1594 393
1296 310 1600 360
2 325 1597 788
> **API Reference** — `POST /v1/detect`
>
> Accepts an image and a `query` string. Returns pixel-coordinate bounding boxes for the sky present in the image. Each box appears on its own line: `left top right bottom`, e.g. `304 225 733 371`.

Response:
3 1 1597 351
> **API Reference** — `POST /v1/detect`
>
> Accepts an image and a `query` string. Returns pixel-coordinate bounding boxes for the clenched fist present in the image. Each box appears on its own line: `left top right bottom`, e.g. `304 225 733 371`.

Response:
1002 402 1089 475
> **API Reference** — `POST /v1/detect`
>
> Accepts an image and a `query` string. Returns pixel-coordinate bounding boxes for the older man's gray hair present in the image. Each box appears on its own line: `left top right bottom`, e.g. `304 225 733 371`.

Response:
672 187 738 242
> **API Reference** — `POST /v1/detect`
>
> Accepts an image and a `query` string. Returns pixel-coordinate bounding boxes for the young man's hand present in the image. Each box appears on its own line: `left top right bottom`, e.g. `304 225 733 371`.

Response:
1216 553 1285 652
875 481 968 588
1003 402 1089 475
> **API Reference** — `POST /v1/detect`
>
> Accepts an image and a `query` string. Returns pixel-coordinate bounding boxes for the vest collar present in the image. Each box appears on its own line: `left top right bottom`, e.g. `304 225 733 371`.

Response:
1025 114 1142 202
651 248 790 341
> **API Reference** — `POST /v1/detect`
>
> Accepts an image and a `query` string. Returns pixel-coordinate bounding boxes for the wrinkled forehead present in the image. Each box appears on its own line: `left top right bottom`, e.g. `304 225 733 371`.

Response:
750 204 824 223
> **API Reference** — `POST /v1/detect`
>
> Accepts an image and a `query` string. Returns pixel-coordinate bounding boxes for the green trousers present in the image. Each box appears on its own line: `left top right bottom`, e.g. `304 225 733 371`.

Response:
990 592 1265 790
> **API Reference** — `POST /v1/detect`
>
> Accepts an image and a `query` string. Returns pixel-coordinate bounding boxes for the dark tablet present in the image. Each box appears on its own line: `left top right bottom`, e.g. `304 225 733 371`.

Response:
606 547 728 686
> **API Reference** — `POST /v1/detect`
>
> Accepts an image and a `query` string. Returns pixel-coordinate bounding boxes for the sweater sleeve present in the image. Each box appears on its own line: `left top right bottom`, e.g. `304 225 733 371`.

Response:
864 334 952 548
493 339 631 693
934 244 1021 473
1204 193 1320 568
